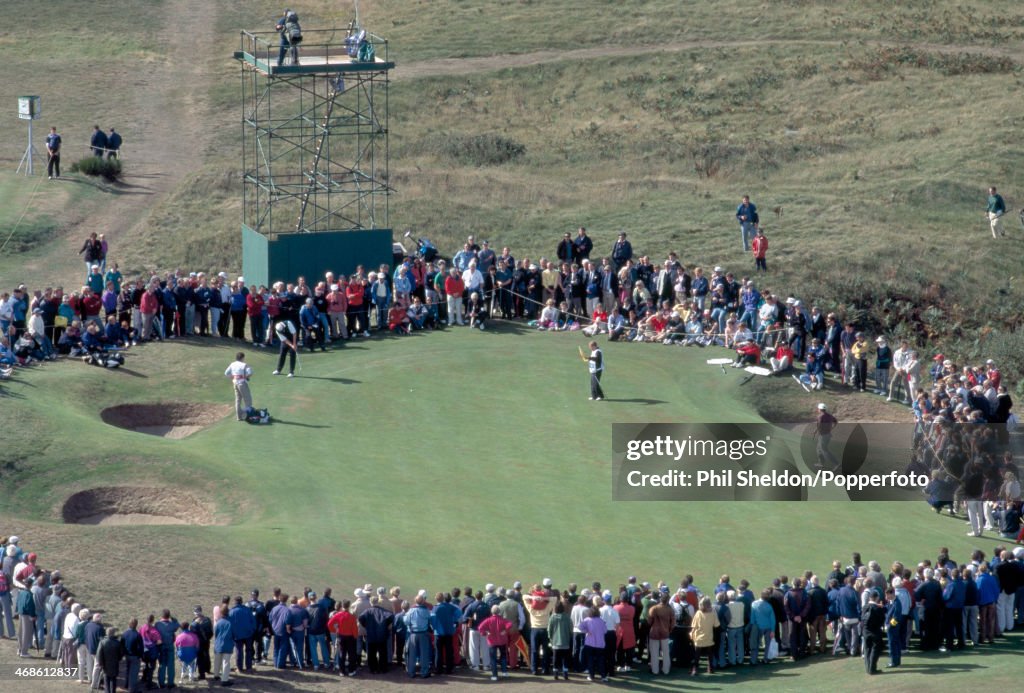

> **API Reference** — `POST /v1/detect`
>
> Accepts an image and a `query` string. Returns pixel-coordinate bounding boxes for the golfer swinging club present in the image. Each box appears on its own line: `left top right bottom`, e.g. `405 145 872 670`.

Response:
224 352 253 421
580 340 604 401
273 318 299 377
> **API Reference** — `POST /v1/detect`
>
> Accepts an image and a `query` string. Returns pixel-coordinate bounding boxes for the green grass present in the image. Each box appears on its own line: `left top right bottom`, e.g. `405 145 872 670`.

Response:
2 328 1021 690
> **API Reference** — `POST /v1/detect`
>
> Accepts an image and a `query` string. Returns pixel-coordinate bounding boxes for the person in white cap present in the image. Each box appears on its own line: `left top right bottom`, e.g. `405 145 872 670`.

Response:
814 403 839 471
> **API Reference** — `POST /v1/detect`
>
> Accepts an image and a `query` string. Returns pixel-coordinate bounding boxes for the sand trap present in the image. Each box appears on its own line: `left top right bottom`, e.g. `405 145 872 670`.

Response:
101 402 231 438
62 487 216 526
75 513 190 526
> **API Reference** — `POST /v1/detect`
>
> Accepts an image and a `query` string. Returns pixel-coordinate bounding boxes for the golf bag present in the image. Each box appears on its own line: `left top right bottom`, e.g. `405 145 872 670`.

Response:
245 407 271 425
83 351 125 369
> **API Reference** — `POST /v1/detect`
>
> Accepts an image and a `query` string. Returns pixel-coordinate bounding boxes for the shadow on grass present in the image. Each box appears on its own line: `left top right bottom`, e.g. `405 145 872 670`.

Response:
606 397 668 405
273 419 330 429
297 376 360 384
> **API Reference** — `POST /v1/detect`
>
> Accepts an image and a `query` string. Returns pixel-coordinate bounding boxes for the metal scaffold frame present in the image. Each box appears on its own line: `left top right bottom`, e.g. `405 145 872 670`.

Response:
236 29 393 239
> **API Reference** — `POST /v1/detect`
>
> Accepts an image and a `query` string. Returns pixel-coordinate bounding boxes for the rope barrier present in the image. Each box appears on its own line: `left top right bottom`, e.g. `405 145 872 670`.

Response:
476 285 789 341
0 175 46 254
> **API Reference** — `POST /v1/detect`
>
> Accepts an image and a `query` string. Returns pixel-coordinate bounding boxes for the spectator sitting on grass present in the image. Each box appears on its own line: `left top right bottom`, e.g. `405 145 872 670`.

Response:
388 302 410 335
406 296 432 330
769 340 794 374
797 350 824 390
583 305 607 337
467 292 488 331
537 299 559 330
607 308 627 341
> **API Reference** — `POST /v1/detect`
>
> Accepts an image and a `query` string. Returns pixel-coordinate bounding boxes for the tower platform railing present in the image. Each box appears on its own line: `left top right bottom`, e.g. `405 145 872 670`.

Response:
235 28 393 76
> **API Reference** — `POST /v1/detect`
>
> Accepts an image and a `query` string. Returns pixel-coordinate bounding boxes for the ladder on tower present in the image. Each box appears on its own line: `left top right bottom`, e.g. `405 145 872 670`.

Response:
295 81 341 232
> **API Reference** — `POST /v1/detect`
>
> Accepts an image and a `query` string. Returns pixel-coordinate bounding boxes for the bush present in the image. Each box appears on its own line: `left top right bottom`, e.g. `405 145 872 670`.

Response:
70 156 122 181
440 133 526 166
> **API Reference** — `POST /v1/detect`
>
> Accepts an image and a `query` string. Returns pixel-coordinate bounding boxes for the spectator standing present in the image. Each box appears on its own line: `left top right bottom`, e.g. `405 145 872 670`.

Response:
572 227 593 262
736 195 758 251
860 590 885 674
874 336 892 395
478 605 511 681
15 575 36 656
96 627 123 693
611 232 632 269
986 186 1006 238
814 403 839 471
751 227 768 272
90 126 108 158
213 611 234 686
78 233 103 282
556 232 574 264
106 128 122 159
647 592 675 675
46 126 62 179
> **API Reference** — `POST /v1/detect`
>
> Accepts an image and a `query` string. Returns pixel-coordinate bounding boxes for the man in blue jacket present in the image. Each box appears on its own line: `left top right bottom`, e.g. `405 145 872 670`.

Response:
404 594 433 678
299 298 325 351
213 613 235 686
90 125 108 158
269 597 292 669
229 596 257 673
941 569 966 651
833 576 861 656
431 593 461 675
154 610 180 688
121 618 144 692
736 195 758 251
106 128 122 159
611 232 632 270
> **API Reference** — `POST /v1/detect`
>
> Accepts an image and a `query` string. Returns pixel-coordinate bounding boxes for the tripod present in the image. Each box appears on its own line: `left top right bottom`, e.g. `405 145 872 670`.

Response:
16 119 43 176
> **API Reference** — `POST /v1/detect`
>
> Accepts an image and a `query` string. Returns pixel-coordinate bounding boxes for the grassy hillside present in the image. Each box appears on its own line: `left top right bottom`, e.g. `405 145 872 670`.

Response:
3 2 1021 381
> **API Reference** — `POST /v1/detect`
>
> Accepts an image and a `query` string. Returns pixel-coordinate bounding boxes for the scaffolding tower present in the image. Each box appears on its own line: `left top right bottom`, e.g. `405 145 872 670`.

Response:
235 28 394 238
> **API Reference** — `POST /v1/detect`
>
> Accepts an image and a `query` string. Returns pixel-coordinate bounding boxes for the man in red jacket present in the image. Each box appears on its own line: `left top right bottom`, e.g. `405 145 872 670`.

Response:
444 269 466 326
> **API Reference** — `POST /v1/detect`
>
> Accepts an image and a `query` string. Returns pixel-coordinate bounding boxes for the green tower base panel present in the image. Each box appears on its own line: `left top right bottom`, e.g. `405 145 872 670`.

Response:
242 225 393 288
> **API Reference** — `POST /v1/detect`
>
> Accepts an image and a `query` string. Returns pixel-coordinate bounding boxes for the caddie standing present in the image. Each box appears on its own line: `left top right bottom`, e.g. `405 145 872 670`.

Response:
224 351 253 421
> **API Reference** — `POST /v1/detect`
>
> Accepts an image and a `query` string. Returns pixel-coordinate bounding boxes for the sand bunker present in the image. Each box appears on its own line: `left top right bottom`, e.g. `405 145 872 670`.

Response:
101 402 231 438
62 487 215 526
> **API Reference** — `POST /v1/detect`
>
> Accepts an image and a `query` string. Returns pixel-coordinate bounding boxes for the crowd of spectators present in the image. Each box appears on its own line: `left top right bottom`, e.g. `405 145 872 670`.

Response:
1 227 1018 395
2 534 1024 689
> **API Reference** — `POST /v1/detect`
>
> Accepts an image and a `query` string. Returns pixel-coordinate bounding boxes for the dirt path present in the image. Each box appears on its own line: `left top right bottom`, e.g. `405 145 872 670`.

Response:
23 0 217 286
392 37 1023 81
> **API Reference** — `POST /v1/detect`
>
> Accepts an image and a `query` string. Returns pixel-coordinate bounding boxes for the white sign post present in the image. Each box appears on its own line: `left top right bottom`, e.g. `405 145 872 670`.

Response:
16 96 42 176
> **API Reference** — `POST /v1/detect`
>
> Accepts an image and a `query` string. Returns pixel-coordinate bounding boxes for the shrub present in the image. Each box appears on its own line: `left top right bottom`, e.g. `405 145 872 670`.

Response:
70 156 122 181
440 133 526 166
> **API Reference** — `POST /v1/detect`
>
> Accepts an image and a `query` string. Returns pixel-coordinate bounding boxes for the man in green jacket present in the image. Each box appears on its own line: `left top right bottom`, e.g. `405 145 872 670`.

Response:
547 601 573 680
987 186 1006 238
16 575 37 657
